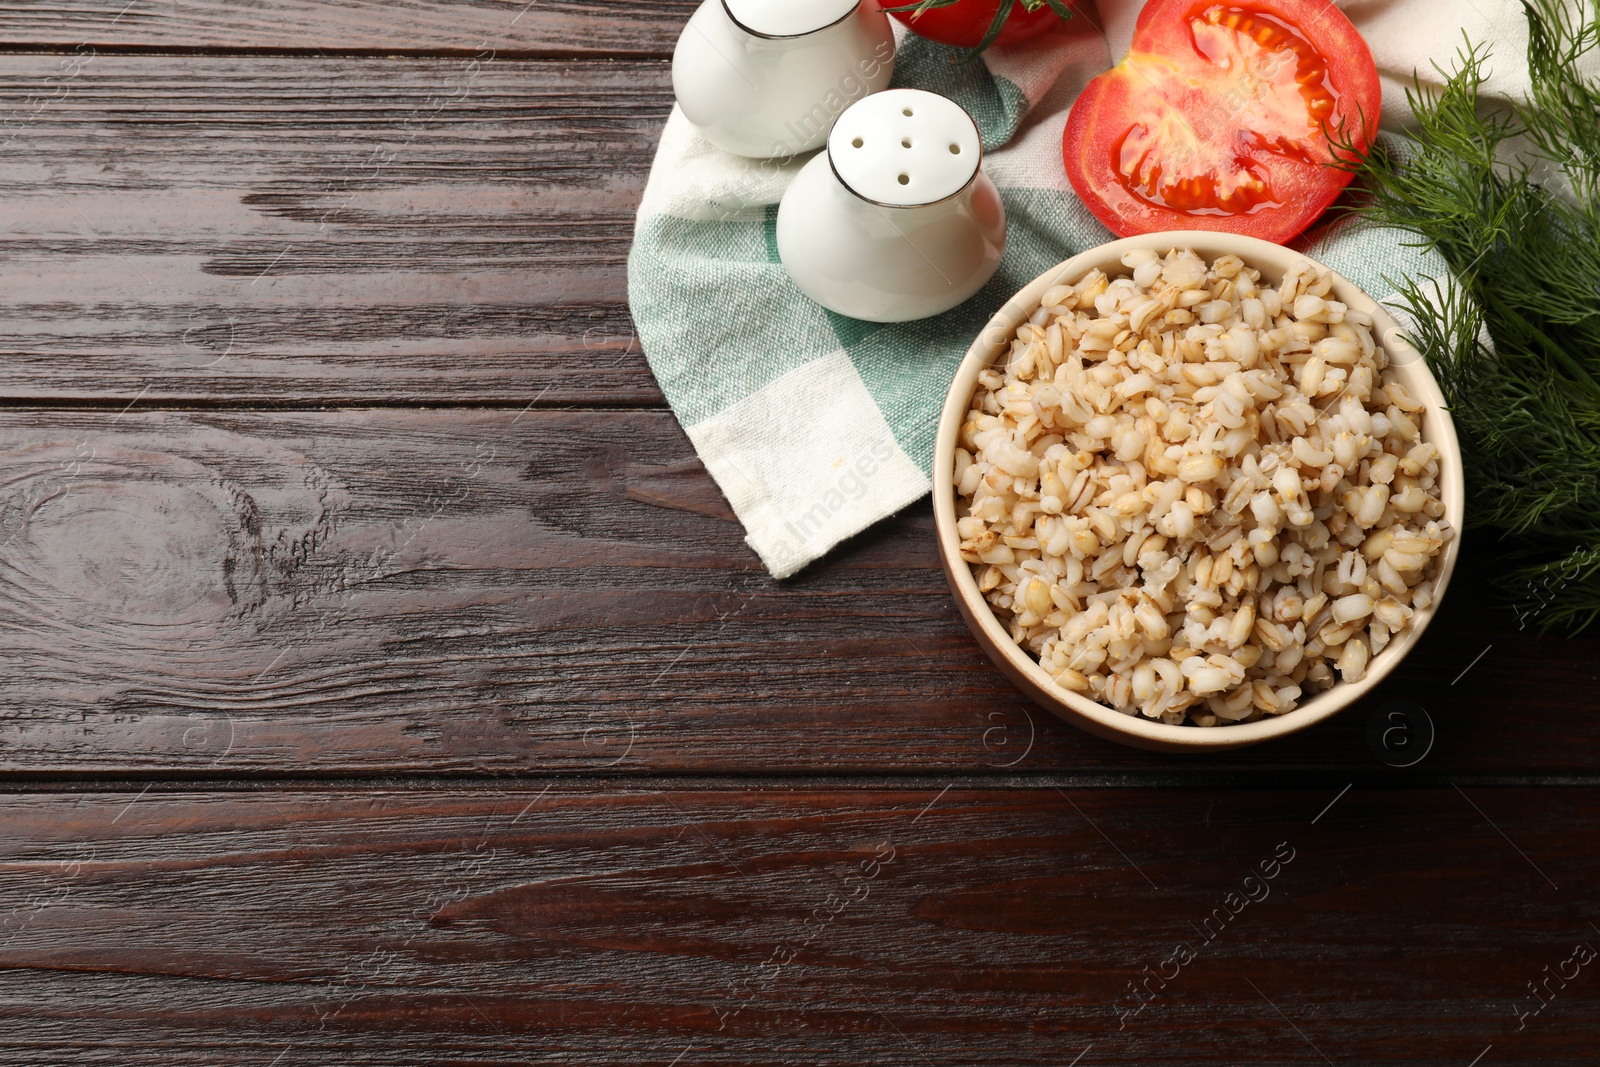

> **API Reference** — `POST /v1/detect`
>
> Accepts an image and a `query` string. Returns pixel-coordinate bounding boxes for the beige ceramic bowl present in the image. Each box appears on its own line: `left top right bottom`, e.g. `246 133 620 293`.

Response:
933 231 1465 752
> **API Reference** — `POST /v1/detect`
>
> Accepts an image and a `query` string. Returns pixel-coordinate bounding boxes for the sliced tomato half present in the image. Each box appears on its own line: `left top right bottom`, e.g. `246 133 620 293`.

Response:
1062 0 1380 243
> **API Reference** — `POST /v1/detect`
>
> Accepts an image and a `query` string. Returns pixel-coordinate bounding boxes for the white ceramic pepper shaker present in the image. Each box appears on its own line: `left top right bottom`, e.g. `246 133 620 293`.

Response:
672 0 896 159
776 88 1007 323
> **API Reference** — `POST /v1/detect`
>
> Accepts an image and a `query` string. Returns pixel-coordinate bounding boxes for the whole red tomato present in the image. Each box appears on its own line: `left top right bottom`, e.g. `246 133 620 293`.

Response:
886 0 1071 51
1062 0 1381 243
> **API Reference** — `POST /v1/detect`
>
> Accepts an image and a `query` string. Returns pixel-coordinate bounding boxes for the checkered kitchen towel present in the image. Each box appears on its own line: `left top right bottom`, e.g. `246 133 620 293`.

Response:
627 1 1506 579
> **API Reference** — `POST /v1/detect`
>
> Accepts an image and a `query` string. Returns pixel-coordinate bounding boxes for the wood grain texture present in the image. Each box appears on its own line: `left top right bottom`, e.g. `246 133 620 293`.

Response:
0 407 1595 777
0 53 669 405
0 785 1593 1065
3 10 1594 1066
0 0 697 56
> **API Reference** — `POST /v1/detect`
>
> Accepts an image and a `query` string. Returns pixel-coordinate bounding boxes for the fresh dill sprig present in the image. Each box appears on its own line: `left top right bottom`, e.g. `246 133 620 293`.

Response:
1335 0 1600 633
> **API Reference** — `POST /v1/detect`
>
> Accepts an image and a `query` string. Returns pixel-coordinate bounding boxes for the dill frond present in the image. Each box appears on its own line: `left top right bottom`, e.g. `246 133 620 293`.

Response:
1337 0 1600 632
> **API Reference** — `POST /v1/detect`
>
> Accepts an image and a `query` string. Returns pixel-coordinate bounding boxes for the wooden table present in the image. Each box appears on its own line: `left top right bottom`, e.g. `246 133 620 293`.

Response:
0 3 1595 1063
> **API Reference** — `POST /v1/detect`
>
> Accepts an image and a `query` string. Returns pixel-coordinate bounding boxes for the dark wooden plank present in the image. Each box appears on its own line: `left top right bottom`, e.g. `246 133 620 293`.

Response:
0 53 669 405
0 407 1595 777
0 0 696 56
0 785 1592 1064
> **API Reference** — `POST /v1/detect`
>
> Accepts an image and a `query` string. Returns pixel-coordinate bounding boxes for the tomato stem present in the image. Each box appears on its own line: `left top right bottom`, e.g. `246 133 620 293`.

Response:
880 0 1074 58
968 0 1018 59
879 0 966 14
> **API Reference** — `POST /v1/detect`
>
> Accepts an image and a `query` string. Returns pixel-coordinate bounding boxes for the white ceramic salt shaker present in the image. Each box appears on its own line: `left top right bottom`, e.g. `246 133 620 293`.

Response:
776 88 1007 323
672 0 896 159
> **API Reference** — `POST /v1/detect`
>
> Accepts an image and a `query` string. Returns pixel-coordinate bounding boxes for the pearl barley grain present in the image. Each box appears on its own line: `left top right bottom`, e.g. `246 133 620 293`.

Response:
955 249 1450 725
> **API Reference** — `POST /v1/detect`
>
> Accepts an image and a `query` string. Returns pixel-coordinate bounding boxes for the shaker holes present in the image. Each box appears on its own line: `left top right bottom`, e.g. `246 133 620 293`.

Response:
902 138 912 148
852 137 864 148
897 174 910 185
950 144 961 154
903 108 913 116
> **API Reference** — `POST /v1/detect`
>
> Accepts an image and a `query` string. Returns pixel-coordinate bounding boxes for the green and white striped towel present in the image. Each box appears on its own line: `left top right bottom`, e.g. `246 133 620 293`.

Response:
628 7 1455 579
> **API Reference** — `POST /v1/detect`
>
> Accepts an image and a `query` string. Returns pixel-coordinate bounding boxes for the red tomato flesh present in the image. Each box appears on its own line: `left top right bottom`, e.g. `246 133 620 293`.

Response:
889 0 1061 49
1062 0 1381 243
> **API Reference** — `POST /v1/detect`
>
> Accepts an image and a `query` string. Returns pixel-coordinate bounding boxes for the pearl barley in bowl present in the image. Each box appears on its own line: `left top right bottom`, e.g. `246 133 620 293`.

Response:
932 232 1464 752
